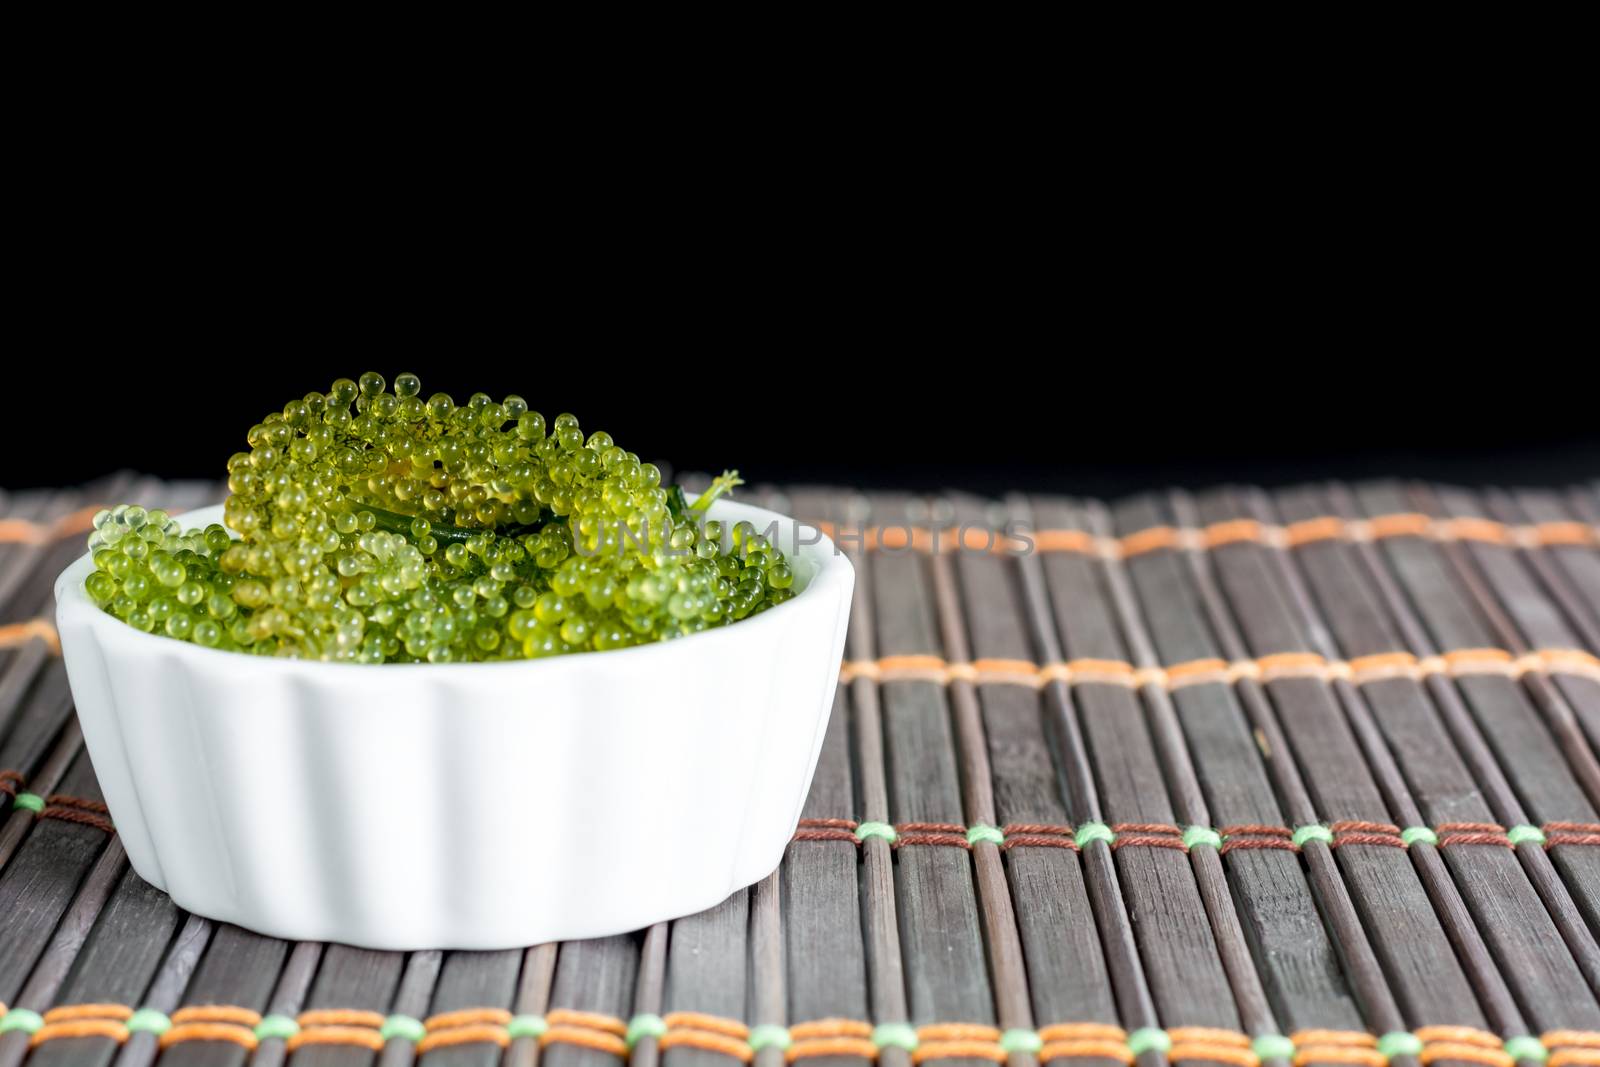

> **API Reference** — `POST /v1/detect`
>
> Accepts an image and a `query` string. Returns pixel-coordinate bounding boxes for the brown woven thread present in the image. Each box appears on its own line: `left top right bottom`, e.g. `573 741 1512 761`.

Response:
40 796 114 834
1435 823 1511 848
0 770 22 797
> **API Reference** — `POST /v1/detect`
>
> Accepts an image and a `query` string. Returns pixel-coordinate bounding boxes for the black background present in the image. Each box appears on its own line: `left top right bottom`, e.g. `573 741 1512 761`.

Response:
4 350 1596 498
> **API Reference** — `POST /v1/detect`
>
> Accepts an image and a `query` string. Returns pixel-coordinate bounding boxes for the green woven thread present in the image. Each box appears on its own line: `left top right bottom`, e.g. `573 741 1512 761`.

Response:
967 824 1006 847
11 792 43 814
1504 1036 1549 1063
1507 825 1547 847
1127 1028 1171 1056
1253 1034 1296 1062
380 1014 425 1043
1183 826 1223 850
1001 1029 1044 1054
254 1014 299 1041
627 1013 667 1048
1401 826 1439 847
508 1014 549 1039
1292 824 1334 848
855 821 898 844
1377 1032 1424 1059
750 1024 793 1052
126 1009 171 1036
0 1009 43 1035
874 1022 920 1052
1075 821 1115 849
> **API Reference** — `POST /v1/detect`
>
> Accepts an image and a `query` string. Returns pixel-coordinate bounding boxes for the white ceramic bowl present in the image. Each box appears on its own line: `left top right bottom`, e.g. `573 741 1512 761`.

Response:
55 501 852 949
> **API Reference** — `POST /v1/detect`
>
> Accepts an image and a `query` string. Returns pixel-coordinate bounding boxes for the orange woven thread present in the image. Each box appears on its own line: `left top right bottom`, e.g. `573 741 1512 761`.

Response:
660 1030 754 1061
1034 530 1099 554
1294 1047 1386 1067
1204 519 1265 548
1444 648 1515 669
1004 823 1075 836
0 518 49 545
42 1003 132 1023
913 1040 1007 1064
876 654 955 682
545 1009 628 1036
1291 1032 1377 1048
1438 517 1511 544
297 1008 385 1029
1534 522 1597 546
1546 1033 1600 1050
1112 823 1181 835
1545 823 1600 848
896 823 971 849
1285 517 1346 546
1168 1028 1252 1049
790 1037 881 1061
1550 1052 1600 1067
1120 526 1183 558
286 1026 385 1052
1166 658 1232 683
30 1020 129 1045
790 1020 875 1041
1221 839 1300 854
1542 649 1600 671
542 1025 629 1056
971 658 1044 684
416 1024 511 1053
1166 1042 1259 1066
1221 824 1293 837
866 527 937 553
919 1024 1004 1042
1257 652 1328 678
1368 513 1432 539
1418 1043 1512 1067
1067 659 1139 685
1415 1028 1502 1049
159 1022 258 1050
1038 1024 1128 1043
425 1007 513 1031
1041 1039 1134 1064
665 1012 751 1040
171 1005 262 1027
0 619 60 655
1348 652 1421 681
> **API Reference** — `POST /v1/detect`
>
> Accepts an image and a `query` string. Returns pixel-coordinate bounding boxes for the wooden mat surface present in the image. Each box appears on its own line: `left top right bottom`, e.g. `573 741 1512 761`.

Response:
2 476 1600 1067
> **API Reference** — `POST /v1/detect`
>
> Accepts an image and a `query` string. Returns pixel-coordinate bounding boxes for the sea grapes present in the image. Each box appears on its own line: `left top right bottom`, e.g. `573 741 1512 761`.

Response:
83 373 794 662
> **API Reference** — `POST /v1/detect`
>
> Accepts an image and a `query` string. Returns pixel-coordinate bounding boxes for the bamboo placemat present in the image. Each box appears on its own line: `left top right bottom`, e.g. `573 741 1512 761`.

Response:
2 476 1599 1067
